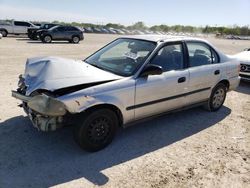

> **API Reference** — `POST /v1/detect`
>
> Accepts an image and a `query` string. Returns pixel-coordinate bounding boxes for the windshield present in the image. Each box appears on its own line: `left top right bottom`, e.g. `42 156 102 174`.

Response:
85 38 156 76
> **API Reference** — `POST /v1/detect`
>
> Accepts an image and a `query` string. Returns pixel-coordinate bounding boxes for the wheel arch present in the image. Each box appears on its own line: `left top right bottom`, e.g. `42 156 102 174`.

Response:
81 103 124 127
217 79 230 90
72 34 80 38
0 29 8 36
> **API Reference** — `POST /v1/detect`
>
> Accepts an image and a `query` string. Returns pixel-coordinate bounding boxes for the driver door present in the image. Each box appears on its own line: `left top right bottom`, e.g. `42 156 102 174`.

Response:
134 42 189 120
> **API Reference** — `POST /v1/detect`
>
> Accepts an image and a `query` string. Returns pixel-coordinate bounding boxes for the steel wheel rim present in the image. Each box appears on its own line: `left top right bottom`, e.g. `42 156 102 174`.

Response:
87 117 111 144
212 88 225 108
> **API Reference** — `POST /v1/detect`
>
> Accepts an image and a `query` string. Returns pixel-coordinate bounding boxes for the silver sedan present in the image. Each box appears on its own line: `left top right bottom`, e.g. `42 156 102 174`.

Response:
12 35 240 151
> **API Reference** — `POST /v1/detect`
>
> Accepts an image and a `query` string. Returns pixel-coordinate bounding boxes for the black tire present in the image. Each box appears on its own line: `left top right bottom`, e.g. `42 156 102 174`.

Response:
0 30 8 37
204 83 227 112
42 35 52 43
72 36 80 44
74 109 118 152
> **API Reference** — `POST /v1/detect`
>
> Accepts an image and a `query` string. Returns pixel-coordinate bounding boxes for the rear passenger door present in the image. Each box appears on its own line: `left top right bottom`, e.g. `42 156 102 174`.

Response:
66 27 79 39
185 41 221 104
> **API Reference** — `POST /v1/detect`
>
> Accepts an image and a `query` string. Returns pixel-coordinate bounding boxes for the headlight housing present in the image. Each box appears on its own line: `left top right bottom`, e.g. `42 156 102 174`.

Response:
28 94 66 116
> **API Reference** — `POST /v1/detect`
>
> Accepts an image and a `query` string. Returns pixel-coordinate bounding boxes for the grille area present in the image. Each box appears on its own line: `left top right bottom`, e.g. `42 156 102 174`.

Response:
240 63 250 73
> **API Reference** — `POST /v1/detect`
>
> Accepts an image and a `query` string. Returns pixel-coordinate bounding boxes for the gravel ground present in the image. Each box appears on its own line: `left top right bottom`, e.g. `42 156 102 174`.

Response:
0 34 249 188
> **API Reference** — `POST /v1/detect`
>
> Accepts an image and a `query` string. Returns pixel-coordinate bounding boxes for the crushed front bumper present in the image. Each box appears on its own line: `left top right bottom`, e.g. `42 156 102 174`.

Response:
12 90 31 102
12 90 64 131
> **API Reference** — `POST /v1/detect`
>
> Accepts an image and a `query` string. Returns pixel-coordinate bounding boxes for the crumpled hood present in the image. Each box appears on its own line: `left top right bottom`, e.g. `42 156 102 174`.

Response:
24 56 122 95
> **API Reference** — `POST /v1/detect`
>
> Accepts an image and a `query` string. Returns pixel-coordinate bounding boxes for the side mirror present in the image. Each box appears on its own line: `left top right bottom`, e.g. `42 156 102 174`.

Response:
140 64 163 77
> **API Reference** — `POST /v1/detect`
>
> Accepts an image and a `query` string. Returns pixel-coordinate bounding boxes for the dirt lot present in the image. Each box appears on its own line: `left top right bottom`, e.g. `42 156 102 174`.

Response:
0 34 250 188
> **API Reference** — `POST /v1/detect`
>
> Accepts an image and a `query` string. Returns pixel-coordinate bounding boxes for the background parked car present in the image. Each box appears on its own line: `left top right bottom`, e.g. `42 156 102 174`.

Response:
230 48 250 81
84 27 93 33
28 23 59 40
40 25 84 43
0 20 38 37
0 33 2 39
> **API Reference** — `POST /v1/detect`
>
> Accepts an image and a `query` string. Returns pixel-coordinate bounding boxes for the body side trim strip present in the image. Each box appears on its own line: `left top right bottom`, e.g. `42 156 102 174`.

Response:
126 87 211 110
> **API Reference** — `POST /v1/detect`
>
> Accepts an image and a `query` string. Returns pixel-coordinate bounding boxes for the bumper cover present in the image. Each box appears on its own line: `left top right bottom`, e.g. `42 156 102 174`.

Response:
12 90 31 102
240 72 250 81
12 90 64 131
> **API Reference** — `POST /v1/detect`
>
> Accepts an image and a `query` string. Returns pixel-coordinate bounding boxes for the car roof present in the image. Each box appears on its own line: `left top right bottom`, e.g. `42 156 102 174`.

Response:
122 35 208 43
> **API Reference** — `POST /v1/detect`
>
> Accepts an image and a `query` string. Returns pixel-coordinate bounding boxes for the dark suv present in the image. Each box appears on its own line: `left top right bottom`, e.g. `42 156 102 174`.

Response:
28 23 59 40
40 26 84 43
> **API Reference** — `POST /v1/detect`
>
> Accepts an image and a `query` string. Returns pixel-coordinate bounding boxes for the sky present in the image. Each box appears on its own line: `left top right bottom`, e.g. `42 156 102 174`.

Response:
0 0 249 26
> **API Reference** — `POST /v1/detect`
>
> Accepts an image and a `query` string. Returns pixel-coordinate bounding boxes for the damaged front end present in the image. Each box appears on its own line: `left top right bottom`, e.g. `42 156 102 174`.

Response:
12 57 122 131
12 90 67 131
12 74 69 131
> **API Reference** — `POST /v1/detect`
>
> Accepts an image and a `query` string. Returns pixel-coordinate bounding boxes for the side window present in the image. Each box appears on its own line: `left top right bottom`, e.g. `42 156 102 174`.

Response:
150 44 184 72
67 27 78 31
14 21 23 26
187 42 219 67
211 49 219 64
57 27 65 32
24 22 31 27
14 21 30 27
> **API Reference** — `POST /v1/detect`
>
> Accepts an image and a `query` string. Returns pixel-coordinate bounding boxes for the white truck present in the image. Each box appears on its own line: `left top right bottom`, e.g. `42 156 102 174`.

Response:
0 20 39 37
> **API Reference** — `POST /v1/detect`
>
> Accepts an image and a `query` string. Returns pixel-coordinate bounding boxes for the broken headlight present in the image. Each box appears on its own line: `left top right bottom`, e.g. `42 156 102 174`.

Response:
27 94 66 116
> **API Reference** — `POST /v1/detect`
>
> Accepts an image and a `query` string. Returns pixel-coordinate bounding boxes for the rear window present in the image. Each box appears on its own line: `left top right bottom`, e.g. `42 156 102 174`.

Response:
67 27 79 31
187 42 219 67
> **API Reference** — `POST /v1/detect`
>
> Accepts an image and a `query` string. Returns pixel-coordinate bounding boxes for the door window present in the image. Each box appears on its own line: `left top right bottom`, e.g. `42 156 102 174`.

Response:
66 27 79 31
56 27 66 32
150 44 184 71
14 21 31 27
187 42 219 67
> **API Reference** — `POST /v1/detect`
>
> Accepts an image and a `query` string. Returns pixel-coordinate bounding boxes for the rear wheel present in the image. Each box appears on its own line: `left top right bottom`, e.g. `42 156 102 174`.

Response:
205 83 227 111
42 35 52 43
74 109 118 152
72 36 80 44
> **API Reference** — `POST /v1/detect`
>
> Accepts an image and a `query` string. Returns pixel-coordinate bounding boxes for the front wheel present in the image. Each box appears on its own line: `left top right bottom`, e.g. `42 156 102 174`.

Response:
74 109 118 152
0 30 8 37
42 35 52 43
205 83 227 112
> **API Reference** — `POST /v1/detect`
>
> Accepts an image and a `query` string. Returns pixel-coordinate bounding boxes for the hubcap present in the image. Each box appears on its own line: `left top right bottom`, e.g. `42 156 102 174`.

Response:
212 88 225 108
87 117 111 144
45 36 51 42
73 37 79 43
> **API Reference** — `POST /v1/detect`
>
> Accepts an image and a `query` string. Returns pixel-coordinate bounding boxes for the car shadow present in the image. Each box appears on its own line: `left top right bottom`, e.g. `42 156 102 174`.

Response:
236 81 250 95
7 35 27 38
27 41 75 44
0 106 231 187
16 38 31 41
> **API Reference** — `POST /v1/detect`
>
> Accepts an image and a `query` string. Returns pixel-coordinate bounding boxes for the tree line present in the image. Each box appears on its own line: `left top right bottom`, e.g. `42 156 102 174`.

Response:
3 19 250 36
56 21 250 36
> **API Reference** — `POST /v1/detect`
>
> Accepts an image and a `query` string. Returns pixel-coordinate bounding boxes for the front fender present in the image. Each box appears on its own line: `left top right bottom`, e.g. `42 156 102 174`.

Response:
60 94 125 114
